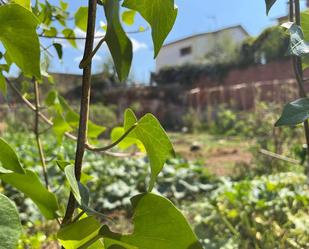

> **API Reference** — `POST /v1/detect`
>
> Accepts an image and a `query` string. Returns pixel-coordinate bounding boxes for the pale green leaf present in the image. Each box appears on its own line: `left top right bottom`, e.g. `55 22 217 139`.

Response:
0 170 59 219
65 165 89 207
275 98 309 126
60 0 68 11
13 0 31 10
104 0 133 81
122 10 136 26
75 7 88 32
64 165 107 218
47 91 105 140
44 26 58 37
53 112 73 142
58 216 104 249
122 0 177 57
124 109 174 191
62 28 77 48
65 111 106 139
111 127 145 152
101 193 203 249
0 4 41 78
0 138 25 174
0 194 22 249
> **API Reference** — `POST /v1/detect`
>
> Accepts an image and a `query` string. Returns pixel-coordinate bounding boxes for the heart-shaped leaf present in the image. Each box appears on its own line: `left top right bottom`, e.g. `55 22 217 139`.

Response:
0 170 59 219
58 216 104 249
0 194 22 249
275 98 309 126
75 7 88 32
124 109 174 191
0 4 41 78
122 0 177 57
101 193 203 249
0 138 25 174
104 0 133 81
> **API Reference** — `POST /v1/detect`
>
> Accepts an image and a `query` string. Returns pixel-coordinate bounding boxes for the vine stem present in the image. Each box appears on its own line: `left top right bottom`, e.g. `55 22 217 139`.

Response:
62 0 97 225
291 0 309 176
33 79 49 189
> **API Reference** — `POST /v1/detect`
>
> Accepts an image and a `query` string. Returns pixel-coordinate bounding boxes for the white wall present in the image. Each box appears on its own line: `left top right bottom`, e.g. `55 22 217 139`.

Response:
155 26 248 72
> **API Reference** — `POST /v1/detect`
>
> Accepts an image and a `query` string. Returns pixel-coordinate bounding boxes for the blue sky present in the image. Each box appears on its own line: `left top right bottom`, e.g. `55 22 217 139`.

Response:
47 0 303 83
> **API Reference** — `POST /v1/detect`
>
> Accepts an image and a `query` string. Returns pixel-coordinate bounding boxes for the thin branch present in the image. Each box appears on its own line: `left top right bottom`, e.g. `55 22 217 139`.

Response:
33 79 49 189
259 149 300 165
6 77 135 157
40 44 53 58
38 27 149 40
39 34 105 40
79 36 106 69
62 0 98 225
86 123 137 152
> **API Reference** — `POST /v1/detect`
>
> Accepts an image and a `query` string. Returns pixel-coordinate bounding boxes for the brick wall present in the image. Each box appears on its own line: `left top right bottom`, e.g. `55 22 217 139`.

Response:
195 59 309 87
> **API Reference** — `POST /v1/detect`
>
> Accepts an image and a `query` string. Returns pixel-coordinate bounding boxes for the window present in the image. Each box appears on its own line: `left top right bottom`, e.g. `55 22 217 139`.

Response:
180 46 192 56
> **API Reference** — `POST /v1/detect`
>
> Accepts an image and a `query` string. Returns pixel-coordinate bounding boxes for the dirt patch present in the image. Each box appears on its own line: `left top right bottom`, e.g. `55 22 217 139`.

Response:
206 148 252 176
171 133 253 176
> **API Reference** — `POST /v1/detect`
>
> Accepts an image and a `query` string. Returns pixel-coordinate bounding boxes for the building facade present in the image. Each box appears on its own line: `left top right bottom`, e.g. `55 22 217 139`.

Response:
155 25 249 72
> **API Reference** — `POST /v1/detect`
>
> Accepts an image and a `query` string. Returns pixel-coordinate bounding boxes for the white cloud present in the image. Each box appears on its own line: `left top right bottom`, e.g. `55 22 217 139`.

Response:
131 38 147 52
58 27 147 63
74 54 103 63
55 28 106 51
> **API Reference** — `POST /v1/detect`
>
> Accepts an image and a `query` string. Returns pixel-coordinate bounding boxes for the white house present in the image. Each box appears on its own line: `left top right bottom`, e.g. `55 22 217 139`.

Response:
155 25 249 72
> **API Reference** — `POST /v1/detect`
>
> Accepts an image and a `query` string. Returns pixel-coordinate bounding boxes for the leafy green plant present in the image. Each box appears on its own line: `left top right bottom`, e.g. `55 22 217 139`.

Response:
186 172 309 249
269 0 309 176
0 0 203 248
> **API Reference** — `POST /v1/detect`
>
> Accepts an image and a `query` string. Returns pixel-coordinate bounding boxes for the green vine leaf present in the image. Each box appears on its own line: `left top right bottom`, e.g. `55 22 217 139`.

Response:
101 193 203 249
0 170 59 219
104 0 133 81
45 90 106 141
58 216 104 249
12 0 31 10
275 98 309 126
44 26 58 37
111 127 145 152
64 165 107 219
0 138 25 174
265 0 277 15
0 4 41 78
53 43 63 60
62 28 78 48
60 0 68 11
65 165 90 208
75 7 88 32
122 0 178 57
124 109 175 191
122 10 136 26
0 193 22 249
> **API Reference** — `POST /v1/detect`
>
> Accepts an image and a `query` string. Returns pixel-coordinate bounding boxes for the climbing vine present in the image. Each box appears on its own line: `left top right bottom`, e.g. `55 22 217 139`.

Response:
0 0 203 248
